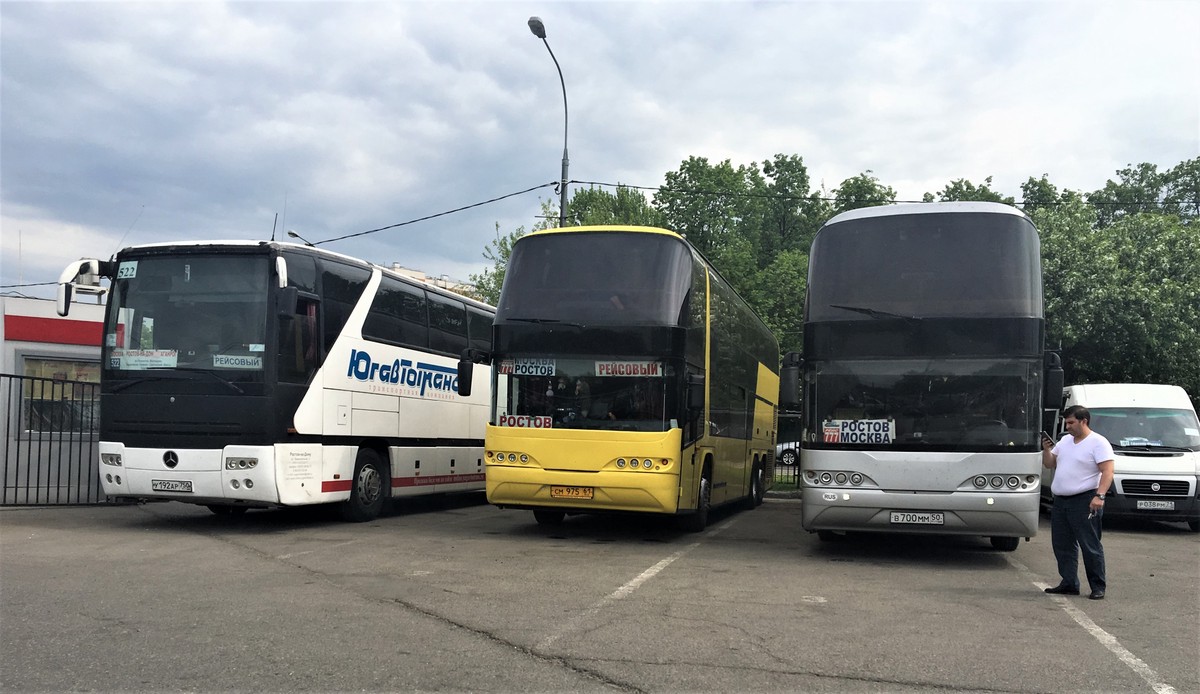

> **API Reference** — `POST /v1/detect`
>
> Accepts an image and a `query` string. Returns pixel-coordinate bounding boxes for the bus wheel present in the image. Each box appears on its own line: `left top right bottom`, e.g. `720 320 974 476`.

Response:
743 464 764 510
340 448 387 522
206 505 247 516
533 510 565 526
679 474 711 533
990 536 1020 552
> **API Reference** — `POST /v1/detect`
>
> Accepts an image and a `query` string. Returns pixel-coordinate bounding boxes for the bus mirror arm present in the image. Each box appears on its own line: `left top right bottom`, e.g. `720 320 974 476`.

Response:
457 348 492 397
56 258 113 317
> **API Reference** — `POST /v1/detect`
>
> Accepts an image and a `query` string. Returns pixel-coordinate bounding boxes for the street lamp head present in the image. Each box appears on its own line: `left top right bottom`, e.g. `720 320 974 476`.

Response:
528 16 546 39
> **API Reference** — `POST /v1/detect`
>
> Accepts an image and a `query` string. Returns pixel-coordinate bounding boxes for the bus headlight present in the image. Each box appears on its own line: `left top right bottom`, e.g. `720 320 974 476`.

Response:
225 457 258 470
643 459 653 469
834 472 848 484
617 458 626 468
819 472 833 484
1006 476 1020 489
101 453 122 467
990 476 1003 488
973 476 987 489
850 473 863 485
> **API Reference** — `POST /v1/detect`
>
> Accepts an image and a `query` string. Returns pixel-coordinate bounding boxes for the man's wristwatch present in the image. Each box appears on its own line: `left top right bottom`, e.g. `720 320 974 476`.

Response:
1094 494 1106 500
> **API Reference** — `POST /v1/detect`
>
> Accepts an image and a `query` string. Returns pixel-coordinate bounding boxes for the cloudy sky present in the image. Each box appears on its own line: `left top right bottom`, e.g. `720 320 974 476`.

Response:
2 1 1197 300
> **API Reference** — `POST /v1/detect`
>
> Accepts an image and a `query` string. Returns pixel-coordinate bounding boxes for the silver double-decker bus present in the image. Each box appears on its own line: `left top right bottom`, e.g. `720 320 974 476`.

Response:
781 202 1063 550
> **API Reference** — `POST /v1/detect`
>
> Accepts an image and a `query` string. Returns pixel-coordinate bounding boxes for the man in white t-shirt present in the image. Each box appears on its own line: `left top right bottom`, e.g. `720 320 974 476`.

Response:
1041 405 1115 600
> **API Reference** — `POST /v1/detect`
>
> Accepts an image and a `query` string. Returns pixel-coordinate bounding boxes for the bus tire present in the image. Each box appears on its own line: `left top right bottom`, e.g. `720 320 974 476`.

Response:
340 448 387 522
743 463 764 510
990 536 1020 552
679 472 711 533
533 510 565 526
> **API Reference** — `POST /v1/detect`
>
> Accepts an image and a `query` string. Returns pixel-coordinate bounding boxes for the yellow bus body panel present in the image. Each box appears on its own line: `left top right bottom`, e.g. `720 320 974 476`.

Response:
485 424 685 514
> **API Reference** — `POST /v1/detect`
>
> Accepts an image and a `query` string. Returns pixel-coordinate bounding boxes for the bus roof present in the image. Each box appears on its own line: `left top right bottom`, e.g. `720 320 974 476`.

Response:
825 202 1029 226
115 239 493 311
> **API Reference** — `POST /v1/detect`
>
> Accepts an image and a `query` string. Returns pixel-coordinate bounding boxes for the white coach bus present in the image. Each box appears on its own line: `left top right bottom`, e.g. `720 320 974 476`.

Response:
58 240 492 521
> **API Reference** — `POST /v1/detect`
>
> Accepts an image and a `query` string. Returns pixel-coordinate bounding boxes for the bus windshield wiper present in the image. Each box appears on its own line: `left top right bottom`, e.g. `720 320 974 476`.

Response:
829 304 920 321
507 318 585 328
163 367 245 394
109 376 171 393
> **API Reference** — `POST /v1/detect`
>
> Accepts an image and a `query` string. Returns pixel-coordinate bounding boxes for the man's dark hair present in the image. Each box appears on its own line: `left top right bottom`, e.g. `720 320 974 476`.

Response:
1064 405 1091 424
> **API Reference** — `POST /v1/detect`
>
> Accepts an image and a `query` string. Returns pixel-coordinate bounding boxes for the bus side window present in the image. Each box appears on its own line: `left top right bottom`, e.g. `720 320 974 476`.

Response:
279 297 319 384
428 294 468 356
319 260 371 355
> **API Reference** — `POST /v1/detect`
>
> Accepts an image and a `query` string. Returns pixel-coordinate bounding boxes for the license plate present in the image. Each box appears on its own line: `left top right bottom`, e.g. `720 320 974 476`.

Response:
151 479 194 493
550 485 593 500
1137 499 1175 510
890 511 944 525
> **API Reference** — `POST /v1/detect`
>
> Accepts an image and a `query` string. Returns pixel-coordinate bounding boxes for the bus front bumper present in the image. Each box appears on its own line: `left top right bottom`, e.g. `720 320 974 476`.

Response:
487 464 682 515
801 487 1039 537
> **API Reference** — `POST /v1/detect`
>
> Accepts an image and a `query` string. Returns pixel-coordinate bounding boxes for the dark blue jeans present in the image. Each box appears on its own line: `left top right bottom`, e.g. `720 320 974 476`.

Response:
1050 491 1106 592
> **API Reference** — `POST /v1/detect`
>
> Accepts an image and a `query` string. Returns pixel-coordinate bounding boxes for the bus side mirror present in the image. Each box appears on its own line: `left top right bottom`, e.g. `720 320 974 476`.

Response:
687 373 705 410
56 283 74 317
457 355 474 397
457 348 491 397
780 352 803 409
277 286 299 317
1043 352 1064 410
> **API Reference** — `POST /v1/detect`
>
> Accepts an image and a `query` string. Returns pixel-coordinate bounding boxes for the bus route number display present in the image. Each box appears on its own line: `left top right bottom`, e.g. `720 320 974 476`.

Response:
497 358 555 376
823 418 896 444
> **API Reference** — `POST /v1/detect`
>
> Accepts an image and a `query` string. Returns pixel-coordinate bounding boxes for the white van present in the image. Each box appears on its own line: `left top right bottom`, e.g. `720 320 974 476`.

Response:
1043 384 1200 532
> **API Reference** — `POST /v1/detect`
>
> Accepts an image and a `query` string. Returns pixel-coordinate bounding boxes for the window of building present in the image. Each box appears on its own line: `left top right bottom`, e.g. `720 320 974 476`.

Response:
20 358 100 434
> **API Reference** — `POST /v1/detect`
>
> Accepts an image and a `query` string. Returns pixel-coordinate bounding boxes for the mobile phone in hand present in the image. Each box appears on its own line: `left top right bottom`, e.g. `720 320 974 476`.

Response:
1041 431 1054 444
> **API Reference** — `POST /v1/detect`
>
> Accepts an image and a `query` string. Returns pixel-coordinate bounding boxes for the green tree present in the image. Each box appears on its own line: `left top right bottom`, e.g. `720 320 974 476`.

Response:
652 156 759 258
755 154 830 265
832 171 897 214
1035 199 1200 402
925 176 1015 205
748 249 808 355
567 185 663 226
1087 162 1165 227
1161 157 1200 222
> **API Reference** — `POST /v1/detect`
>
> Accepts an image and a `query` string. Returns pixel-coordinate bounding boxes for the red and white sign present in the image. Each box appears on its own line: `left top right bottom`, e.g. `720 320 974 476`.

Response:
594 360 660 377
498 414 553 428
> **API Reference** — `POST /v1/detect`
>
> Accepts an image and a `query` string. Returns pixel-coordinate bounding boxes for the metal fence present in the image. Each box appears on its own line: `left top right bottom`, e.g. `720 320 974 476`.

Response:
1 374 104 505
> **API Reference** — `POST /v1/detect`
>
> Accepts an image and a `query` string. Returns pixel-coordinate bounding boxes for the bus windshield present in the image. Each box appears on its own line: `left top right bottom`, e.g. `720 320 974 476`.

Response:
807 212 1041 321
103 254 269 377
493 356 676 432
1089 408 1200 451
807 358 1041 449
497 231 693 326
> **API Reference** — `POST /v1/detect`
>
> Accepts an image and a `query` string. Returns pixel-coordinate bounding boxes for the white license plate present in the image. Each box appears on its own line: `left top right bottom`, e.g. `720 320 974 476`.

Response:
151 479 193 493
1136 499 1175 510
890 511 944 525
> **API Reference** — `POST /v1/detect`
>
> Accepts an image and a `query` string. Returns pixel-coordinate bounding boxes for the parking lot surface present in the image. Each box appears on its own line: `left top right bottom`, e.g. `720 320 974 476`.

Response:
2 495 1197 692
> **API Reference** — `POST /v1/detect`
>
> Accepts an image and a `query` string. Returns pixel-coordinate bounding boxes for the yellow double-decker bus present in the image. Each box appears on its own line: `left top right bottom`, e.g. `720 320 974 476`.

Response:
457 226 779 530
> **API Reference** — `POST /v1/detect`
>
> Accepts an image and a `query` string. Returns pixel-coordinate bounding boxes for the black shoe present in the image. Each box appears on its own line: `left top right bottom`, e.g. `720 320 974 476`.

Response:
1044 584 1080 595
1089 590 1105 600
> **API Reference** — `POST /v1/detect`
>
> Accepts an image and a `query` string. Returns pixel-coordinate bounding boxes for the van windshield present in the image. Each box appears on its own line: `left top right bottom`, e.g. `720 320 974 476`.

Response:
1089 408 1200 451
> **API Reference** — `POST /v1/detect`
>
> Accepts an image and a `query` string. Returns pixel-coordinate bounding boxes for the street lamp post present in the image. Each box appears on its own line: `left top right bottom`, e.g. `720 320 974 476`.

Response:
527 16 569 228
